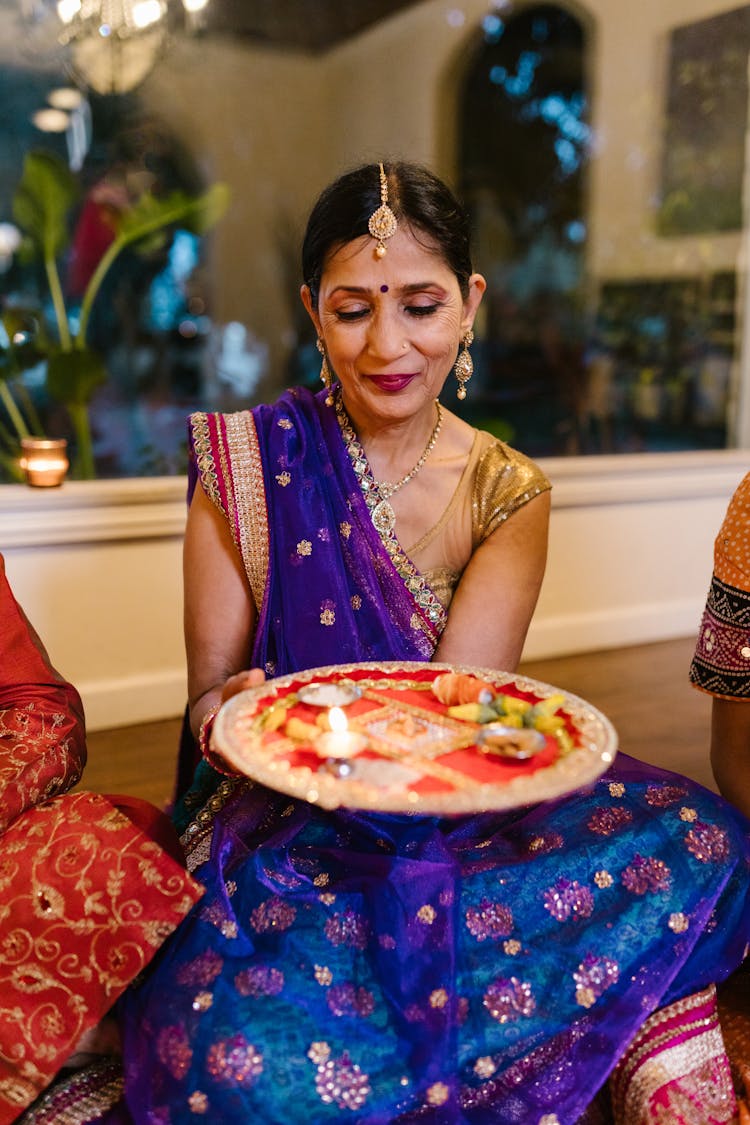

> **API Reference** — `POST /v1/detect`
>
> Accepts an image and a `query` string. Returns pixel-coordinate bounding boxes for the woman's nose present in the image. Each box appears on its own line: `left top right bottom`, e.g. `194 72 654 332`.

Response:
365 310 408 361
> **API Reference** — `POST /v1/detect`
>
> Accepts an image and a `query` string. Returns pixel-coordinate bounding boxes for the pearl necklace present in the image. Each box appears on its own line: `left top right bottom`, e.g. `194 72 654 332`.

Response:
335 392 444 534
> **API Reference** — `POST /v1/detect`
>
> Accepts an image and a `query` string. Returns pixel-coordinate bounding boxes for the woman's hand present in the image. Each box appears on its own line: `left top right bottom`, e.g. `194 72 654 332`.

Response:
221 667 267 703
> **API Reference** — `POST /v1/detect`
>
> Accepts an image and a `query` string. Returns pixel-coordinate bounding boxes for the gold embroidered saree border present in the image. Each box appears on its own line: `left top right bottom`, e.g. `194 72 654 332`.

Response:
223 412 269 615
189 411 224 514
333 393 447 644
610 985 734 1124
15 1057 124 1124
189 411 270 615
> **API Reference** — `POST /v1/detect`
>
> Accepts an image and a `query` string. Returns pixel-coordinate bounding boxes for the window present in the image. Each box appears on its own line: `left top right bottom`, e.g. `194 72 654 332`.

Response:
2 1 748 480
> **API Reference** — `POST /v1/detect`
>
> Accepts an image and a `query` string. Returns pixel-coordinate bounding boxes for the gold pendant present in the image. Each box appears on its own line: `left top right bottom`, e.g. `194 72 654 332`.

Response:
372 498 396 534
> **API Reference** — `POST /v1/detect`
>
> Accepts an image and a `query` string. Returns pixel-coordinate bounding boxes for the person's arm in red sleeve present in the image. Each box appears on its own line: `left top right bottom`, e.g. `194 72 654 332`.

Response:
0 554 86 829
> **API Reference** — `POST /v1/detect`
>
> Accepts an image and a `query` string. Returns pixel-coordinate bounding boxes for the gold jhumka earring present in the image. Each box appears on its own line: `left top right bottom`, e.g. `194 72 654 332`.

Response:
368 162 398 258
317 337 334 406
454 329 474 400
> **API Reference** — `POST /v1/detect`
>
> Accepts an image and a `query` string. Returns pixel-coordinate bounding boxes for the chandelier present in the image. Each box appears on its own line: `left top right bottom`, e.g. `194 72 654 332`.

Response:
50 0 210 96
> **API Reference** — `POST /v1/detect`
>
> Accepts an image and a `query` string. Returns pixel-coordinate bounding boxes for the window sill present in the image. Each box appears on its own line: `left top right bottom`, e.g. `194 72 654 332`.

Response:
0 476 188 548
2 449 746 548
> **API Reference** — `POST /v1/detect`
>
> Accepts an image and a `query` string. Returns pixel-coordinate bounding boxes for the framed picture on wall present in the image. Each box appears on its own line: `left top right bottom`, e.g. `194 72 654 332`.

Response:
659 4 750 236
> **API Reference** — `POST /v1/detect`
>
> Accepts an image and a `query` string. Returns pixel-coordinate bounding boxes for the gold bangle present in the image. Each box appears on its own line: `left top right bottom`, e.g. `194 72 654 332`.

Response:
198 703 221 760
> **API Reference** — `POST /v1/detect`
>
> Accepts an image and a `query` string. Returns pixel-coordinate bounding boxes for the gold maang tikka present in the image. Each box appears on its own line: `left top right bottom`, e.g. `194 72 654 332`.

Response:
368 162 398 258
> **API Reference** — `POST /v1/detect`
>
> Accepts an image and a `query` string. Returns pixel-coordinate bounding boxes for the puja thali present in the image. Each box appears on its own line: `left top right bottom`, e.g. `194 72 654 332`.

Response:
211 661 618 814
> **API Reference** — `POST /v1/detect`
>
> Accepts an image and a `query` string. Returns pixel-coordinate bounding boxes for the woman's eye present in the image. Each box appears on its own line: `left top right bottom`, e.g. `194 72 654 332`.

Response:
335 308 369 322
406 303 439 317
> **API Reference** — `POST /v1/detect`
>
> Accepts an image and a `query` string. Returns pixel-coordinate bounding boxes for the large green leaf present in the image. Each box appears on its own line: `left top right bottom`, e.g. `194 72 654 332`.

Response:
74 182 230 348
46 348 107 406
114 182 230 246
12 151 79 260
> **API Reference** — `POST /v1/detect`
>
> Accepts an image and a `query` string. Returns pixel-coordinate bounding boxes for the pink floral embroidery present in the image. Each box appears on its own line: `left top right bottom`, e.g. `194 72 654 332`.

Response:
157 1025 193 1080
645 783 688 807
543 878 594 922
315 1051 371 1109
326 983 375 1018
587 807 634 836
324 909 369 949
483 977 536 1023
573 953 619 1004
234 966 285 997
465 898 514 941
206 1034 263 1086
176 950 224 988
250 897 296 933
685 823 730 863
621 854 671 894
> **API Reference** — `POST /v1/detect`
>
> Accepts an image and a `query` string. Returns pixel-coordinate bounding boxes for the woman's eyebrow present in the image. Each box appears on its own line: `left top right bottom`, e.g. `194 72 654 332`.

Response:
401 281 448 295
328 286 370 297
327 281 446 298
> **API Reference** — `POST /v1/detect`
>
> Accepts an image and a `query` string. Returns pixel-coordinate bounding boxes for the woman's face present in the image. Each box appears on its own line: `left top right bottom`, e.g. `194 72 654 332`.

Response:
301 226 485 425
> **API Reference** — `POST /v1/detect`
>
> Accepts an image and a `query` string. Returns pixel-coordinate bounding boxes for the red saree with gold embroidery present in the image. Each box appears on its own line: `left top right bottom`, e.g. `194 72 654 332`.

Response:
0 557 203 1123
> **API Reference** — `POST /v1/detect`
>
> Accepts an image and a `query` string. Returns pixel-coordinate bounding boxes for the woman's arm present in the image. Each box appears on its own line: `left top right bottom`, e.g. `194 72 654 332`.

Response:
710 697 750 820
183 481 258 739
433 490 550 672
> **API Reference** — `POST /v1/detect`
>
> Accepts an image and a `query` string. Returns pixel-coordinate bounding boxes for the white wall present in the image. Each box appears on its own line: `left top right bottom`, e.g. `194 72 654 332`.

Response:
1 480 187 731
527 451 747 657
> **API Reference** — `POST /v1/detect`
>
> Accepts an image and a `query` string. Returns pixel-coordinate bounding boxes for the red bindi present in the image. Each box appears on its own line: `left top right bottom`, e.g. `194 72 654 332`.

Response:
380 284 389 293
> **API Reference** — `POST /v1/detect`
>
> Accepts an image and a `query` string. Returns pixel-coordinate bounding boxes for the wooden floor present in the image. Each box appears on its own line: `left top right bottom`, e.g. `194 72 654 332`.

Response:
78 636 717 809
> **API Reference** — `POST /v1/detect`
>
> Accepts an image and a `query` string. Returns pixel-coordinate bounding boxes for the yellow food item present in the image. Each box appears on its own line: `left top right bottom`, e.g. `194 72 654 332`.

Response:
532 693 566 716
532 714 565 733
494 712 523 729
497 695 532 715
285 717 322 742
447 702 496 724
262 705 288 732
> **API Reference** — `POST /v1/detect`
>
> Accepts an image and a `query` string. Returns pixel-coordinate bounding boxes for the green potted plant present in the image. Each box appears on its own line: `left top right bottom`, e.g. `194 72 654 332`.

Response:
8 150 229 479
0 307 49 481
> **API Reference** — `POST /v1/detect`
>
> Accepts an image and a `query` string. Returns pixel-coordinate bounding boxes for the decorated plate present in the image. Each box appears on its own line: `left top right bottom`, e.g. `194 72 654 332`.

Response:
211 661 618 814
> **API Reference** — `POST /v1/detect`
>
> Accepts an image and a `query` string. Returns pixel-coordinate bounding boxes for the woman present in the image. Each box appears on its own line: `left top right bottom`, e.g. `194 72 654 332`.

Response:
113 164 750 1125
691 471 750 818
0 555 202 1125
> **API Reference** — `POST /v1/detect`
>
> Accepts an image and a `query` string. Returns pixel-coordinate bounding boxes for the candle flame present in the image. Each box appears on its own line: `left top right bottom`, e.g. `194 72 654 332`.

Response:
328 706 347 733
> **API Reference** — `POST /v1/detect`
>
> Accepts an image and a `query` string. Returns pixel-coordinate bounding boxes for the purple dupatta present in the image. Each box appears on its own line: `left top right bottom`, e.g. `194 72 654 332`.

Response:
189 386 443 680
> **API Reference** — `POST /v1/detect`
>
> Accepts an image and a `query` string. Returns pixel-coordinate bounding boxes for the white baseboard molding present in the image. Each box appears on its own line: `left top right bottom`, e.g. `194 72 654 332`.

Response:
523 598 703 662
80 668 187 732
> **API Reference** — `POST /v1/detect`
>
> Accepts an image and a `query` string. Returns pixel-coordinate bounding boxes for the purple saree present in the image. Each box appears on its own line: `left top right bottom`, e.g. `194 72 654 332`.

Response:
114 388 750 1125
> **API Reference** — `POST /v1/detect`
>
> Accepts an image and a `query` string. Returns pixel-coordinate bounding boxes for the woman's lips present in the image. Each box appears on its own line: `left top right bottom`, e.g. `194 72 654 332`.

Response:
366 374 418 392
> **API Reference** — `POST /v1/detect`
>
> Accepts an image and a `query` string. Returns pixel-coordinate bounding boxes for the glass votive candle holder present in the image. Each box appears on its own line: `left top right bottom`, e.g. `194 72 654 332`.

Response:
19 437 70 488
317 705 367 758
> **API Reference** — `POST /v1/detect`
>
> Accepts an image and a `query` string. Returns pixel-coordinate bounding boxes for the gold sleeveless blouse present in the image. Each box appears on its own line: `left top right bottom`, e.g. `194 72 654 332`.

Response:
406 431 550 609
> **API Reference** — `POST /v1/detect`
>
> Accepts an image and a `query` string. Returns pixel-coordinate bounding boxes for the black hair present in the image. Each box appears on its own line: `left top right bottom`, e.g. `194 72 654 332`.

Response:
302 161 474 304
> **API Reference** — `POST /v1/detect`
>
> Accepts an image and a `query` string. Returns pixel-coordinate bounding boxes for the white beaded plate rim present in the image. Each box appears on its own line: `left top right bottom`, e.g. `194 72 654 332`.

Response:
211 660 619 814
